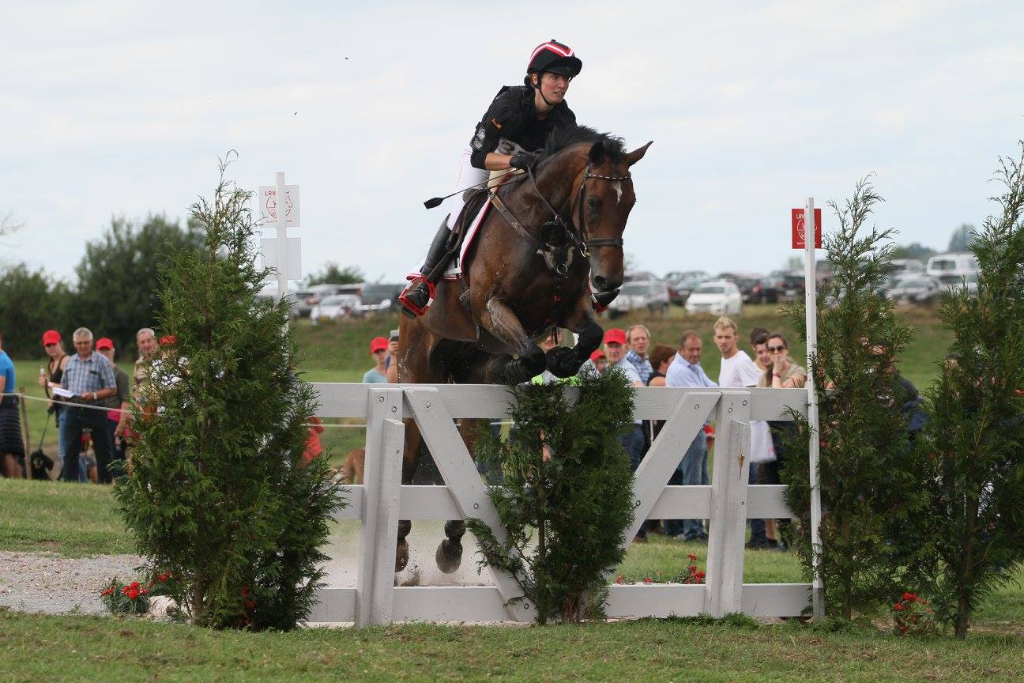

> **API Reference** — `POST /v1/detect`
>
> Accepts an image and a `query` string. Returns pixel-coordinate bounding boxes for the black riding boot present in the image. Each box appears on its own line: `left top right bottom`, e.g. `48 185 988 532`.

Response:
400 217 454 317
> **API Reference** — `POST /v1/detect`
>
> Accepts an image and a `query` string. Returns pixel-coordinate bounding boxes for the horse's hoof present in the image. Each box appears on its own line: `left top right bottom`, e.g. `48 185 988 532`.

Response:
395 539 410 572
547 346 582 378
435 539 463 574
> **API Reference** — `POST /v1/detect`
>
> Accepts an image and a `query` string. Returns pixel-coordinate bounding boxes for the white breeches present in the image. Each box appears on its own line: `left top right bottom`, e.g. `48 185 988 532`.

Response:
443 146 488 231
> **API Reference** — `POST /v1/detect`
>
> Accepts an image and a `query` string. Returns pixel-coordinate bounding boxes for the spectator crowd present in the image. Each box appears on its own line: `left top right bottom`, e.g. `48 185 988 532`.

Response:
0 326 166 484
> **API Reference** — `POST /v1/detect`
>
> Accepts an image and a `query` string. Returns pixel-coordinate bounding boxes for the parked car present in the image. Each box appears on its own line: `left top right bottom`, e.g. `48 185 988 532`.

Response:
888 258 926 276
255 287 305 319
727 273 779 304
926 253 979 279
289 289 318 318
665 271 710 306
310 294 361 322
886 275 942 305
777 271 806 301
608 280 671 318
936 271 979 297
305 282 364 308
684 280 743 316
358 283 403 314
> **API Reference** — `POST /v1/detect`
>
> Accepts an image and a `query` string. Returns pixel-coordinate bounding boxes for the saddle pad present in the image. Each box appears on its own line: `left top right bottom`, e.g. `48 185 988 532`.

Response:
406 192 494 283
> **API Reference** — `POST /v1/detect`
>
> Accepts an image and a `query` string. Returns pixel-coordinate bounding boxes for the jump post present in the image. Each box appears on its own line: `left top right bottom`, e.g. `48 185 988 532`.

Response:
308 382 812 625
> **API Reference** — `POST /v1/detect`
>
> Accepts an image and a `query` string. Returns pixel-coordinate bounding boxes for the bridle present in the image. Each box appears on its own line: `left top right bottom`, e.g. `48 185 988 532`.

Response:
570 162 631 256
489 162 631 263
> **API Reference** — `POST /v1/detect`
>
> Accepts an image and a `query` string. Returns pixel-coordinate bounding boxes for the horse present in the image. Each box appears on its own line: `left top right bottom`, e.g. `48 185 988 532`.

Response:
395 126 652 573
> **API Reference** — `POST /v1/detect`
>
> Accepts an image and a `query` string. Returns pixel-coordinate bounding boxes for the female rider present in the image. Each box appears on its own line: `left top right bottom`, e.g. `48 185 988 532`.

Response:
399 39 583 317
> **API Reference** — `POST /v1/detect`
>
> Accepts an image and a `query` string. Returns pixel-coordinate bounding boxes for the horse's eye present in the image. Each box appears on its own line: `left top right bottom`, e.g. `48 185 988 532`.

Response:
587 197 600 210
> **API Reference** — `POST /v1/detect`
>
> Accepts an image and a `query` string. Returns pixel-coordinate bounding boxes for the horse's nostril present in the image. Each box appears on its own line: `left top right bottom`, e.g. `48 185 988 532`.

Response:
593 275 607 289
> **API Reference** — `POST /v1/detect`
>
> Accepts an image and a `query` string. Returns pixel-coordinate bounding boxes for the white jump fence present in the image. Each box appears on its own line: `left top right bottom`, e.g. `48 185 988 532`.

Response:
307 383 811 626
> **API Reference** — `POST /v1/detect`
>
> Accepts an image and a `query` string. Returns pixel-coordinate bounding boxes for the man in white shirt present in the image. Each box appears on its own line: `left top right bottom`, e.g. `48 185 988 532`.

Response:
713 317 771 549
665 330 717 540
604 328 648 542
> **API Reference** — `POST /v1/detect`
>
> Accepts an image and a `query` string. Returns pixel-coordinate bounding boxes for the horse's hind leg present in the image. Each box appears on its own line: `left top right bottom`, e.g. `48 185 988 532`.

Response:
395 317 450 573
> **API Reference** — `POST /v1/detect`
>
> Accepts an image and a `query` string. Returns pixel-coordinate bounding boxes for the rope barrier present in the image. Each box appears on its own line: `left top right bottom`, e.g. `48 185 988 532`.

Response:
12 392 514 431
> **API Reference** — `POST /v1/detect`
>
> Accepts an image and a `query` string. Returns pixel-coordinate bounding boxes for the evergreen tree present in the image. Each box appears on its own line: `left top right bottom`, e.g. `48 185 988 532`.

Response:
0 264 74 358
305 262 364 286
784 178 926 619
467 371 636 623
73 214 204 355
114 157 343 630
914 143 1024 639
947 223 977 253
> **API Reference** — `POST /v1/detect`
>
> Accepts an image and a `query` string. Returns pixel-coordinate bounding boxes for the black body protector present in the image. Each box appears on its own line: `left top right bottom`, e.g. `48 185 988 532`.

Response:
468 85 576 170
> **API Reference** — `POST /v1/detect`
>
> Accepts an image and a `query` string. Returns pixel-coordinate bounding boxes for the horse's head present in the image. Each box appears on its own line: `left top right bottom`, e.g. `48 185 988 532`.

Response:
574 139 653 293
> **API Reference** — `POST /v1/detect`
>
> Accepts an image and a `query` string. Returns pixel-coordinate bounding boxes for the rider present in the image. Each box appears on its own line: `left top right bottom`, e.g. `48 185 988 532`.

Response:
398 39 583 317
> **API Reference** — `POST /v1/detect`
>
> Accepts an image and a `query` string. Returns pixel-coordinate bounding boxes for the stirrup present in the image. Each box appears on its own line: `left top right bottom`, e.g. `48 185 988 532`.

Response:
399 279 436 317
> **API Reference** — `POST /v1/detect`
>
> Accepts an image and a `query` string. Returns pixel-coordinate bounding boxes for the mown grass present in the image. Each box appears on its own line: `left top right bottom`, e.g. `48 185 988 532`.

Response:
0 478 136 557
1 609 1022 683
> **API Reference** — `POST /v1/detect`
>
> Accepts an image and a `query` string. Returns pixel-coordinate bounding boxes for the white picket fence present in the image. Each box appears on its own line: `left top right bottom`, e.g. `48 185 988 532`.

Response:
306 383 811 626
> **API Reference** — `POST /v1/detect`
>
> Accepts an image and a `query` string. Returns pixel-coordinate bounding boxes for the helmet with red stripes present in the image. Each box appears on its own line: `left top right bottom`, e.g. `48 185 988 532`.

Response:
526 39 582 78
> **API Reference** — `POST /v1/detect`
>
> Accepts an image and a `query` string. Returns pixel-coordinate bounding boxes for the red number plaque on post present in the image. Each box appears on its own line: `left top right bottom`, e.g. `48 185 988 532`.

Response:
791 208 822 249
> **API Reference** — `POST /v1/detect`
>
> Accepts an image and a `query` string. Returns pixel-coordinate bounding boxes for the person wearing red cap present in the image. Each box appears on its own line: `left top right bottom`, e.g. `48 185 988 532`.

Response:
363 337 390 384
579 348 607 377
399 40 583 317
603 327 648 542
38 329 71 476
96 338 131 474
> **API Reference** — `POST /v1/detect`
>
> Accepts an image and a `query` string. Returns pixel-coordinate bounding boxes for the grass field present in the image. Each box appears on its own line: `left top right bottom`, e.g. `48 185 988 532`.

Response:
2 609 1023 683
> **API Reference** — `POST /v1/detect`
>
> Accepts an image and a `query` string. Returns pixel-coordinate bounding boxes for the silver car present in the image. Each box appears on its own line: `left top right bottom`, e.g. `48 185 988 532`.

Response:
608 280 671 318
886 276 942 304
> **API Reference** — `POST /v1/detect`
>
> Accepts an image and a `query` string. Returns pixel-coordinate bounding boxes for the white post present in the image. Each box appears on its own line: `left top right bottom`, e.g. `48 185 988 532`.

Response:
355 388 404 627
804 197 824 619
704 391 751 617
275 171 289 326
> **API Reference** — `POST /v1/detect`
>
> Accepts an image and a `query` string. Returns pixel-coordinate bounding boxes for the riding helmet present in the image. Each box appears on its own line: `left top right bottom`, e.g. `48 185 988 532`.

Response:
526 39 583 78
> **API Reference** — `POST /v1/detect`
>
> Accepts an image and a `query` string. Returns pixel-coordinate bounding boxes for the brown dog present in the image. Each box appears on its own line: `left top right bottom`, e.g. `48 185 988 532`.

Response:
341 448 365 485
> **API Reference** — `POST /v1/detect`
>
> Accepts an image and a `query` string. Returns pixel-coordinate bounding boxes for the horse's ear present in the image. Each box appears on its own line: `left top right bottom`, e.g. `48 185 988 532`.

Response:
625 141 653 167
589 140 606 164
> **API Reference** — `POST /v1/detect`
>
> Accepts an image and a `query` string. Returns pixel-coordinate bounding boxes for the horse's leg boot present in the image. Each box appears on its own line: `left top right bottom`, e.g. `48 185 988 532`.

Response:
546 345 584 378
399 217 453 317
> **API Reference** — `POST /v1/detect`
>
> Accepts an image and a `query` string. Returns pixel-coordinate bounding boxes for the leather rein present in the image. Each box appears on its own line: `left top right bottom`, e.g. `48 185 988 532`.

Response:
488 162 631 261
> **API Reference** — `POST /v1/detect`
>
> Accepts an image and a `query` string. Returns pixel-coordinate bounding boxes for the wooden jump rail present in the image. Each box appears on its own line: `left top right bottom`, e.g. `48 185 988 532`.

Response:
307 383 811 626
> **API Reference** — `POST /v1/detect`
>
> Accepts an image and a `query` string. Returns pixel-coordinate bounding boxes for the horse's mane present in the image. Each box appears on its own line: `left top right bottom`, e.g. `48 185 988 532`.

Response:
538 125 626 165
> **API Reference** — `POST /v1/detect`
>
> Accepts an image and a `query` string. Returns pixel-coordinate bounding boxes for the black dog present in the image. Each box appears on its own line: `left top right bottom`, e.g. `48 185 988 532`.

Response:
30 450 54 481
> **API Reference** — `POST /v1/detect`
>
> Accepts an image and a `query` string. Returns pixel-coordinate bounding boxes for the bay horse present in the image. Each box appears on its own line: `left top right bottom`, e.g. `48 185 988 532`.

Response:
395 126 652 573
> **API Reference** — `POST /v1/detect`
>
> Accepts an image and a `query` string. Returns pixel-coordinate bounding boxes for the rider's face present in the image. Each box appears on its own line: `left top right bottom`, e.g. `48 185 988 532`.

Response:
536 72 569 104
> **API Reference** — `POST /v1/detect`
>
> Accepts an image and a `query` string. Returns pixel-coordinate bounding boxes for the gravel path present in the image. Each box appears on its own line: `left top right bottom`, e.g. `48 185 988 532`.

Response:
0 551 144 616
0 521 493 618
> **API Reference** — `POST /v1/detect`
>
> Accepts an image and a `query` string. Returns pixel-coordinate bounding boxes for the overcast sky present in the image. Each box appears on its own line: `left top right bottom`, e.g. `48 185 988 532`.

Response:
3 0 1023 285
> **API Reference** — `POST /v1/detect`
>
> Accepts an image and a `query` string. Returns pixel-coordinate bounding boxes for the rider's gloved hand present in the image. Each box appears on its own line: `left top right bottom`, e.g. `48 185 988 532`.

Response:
509 152 538 170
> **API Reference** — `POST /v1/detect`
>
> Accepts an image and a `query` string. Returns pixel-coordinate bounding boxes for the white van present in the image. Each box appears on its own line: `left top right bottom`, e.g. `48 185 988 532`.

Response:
927 253 979 295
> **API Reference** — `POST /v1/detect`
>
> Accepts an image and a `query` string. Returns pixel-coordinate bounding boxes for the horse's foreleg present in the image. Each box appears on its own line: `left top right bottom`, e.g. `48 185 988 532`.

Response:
481 298 546 384
545 297 604 378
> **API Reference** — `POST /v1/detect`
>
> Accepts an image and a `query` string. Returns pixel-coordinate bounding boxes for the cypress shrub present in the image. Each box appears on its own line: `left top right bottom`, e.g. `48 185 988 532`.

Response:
913 143 1024 639
467 370 636 623
113 158 344 629
783 178 927 619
